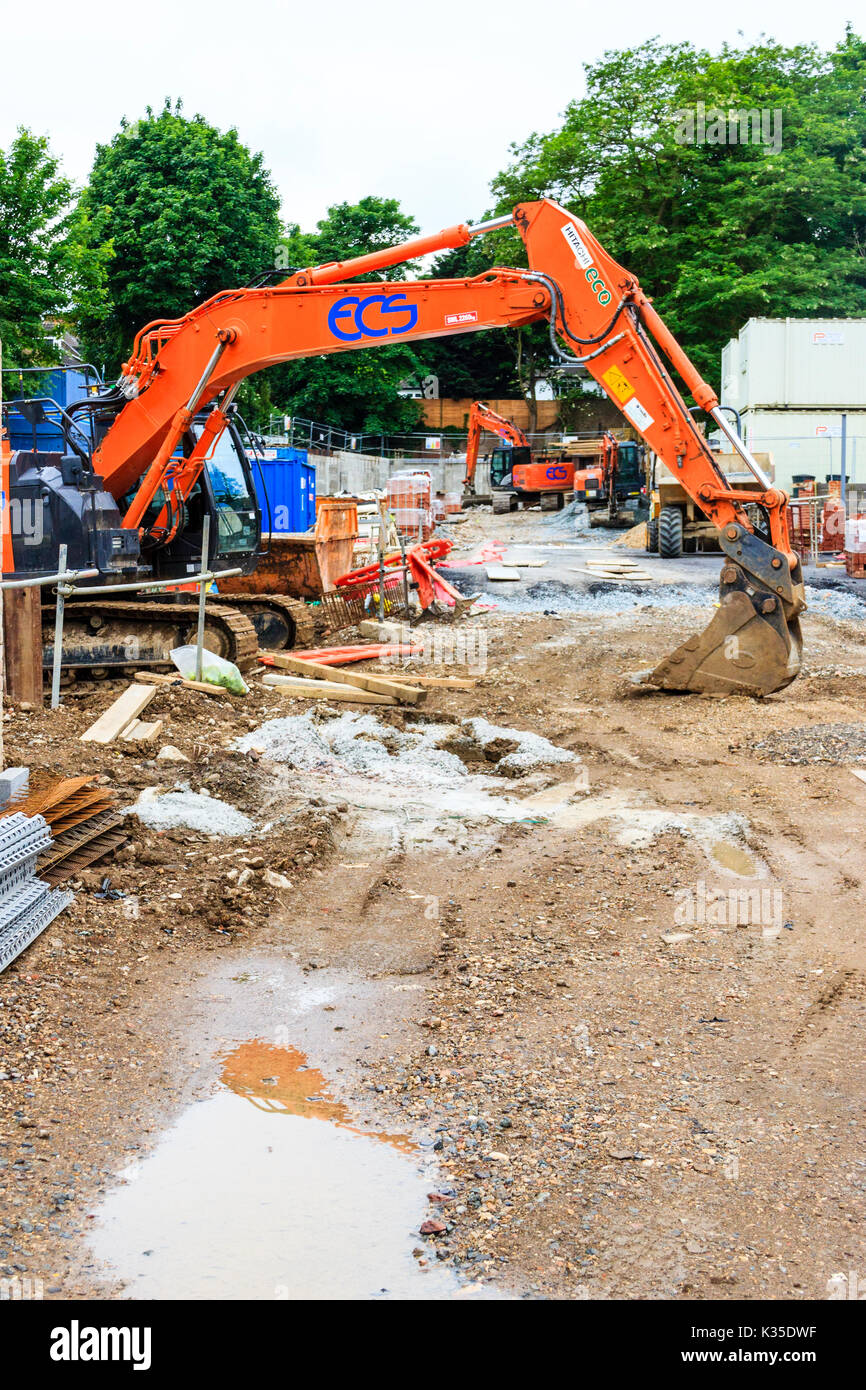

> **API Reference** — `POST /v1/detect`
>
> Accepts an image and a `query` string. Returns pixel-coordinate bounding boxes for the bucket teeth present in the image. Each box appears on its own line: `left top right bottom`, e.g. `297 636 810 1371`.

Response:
646 561 804 697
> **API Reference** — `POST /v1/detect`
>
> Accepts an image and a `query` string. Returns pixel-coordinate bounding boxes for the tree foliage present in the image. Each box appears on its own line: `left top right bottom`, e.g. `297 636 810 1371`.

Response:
76 99 282 374
0 129 109 368
491 28 866 384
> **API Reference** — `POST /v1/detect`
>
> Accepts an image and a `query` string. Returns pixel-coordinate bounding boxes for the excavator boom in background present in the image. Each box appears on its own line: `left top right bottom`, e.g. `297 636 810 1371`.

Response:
2 198 805 695
463 401 528 494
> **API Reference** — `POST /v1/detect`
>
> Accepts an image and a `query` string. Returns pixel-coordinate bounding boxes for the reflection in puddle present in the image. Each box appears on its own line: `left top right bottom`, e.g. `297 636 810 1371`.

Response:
222 1040 414 1153
88 1040 471 1300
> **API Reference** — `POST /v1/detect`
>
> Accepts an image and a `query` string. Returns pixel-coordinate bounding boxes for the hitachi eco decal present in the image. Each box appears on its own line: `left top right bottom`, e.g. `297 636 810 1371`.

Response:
561 221 612 306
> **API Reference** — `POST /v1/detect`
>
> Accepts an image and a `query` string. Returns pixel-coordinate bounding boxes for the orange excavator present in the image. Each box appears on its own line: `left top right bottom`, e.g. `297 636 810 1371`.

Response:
463 401 575 513
1 197 804 694
574 430 648 529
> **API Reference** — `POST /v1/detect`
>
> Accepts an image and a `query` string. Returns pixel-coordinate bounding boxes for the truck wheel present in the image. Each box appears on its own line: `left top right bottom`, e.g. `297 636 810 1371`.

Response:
659 506 683 559
647 518 659 553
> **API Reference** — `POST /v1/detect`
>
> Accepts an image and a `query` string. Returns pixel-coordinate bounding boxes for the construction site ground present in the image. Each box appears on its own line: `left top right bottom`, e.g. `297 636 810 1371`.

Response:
2 504 865 1301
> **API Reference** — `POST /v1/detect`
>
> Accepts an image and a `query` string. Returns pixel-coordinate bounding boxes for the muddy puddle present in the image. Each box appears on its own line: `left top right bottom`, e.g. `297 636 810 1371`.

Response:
520 781 766 876
87 961 494 1300
88 1037 478 1300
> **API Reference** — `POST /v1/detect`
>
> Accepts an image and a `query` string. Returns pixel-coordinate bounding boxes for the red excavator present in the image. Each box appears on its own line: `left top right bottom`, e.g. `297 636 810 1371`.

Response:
463 401 574 513
1 197 804 694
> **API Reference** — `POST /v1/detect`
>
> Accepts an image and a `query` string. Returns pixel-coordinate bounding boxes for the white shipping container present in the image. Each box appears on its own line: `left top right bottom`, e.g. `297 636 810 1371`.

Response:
739 409 866 495
721 318 866 411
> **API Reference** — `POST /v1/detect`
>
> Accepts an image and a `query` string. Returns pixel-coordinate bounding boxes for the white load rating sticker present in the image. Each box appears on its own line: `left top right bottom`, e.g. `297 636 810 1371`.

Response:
623 396 654 432
445 310 478 326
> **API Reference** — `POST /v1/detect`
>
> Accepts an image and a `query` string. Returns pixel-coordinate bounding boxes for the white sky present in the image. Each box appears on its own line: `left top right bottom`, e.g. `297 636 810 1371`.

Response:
1 0 858 233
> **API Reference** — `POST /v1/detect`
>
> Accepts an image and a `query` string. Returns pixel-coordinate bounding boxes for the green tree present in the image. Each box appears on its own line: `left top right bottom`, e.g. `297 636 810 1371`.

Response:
259 196 425 435
77 99 282 373
492 29 866 385
0 129 109 368
419 239 521 400
279 195 420 279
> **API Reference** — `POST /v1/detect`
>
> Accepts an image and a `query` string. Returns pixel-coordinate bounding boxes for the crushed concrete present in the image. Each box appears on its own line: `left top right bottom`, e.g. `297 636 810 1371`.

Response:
129 784 255 836
236 710 576 786
464 717 577 772
454 576 718 616
541 498 592 535
803 584 866 623
744 722 866 766
236 711 468 786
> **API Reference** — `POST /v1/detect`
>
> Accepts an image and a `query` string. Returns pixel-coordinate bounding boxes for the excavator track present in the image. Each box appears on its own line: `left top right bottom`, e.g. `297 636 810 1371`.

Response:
212 594 316 651
42 599 259 675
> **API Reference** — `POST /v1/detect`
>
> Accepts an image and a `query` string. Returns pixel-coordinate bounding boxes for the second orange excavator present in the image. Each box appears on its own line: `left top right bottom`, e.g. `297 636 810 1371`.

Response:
463 401 575 513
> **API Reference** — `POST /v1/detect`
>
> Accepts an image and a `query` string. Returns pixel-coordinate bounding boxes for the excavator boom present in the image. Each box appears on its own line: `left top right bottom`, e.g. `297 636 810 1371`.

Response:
88 198 805 696
464 401 529 492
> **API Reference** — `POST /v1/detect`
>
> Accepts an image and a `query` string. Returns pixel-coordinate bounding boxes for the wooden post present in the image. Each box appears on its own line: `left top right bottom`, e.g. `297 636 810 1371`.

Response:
3 587 44 707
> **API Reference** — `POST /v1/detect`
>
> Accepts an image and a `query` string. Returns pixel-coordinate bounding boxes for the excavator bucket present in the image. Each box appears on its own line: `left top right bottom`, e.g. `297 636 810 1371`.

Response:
645 528 805 698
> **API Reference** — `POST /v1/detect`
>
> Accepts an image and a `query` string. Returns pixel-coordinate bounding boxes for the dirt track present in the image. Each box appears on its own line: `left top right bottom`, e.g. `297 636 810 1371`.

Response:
1 508 865 1300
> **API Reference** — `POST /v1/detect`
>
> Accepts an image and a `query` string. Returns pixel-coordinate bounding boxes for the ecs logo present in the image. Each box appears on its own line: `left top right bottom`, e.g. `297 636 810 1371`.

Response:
545 465 568 481
328 292 418 341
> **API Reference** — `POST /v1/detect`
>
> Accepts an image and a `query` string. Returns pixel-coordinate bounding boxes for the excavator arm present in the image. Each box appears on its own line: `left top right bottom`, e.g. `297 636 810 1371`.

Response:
95 197 804 696
463 401 529 492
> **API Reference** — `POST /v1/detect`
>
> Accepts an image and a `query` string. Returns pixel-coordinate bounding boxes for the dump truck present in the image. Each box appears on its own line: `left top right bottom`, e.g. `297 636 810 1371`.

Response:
647 451 775 558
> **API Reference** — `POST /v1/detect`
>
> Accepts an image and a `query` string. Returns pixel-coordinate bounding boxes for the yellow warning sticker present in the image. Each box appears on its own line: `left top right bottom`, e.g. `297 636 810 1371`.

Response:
602 365 634 403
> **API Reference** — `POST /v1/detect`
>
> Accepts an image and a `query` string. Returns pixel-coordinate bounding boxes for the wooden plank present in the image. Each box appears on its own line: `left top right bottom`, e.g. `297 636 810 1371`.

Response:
263 653 426 703
121 718 164 743
262 674 397 705
134 671 226 697
850 768 866 786
571 567 654 583
80 684 157 744
3 587 43 706
485 564 522 581
367 672 478 690
585 567 645 576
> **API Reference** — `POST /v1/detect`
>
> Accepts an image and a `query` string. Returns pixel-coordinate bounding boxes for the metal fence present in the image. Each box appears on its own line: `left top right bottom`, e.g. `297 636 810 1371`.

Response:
265 415 614 460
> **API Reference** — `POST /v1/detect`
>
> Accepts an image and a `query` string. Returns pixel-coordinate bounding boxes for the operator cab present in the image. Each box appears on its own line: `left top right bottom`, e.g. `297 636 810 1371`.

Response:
490 443 531 488
614 440 644 500
130 412 262 582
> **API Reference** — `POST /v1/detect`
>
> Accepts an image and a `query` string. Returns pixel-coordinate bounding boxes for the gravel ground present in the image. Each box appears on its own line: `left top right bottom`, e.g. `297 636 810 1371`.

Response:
2 507 866 1302
742 722 866 765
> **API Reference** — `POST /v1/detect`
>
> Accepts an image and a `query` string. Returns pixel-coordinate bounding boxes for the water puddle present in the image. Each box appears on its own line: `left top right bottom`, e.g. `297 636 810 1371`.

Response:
710 841 758 877
528 784 765 872
88 1039 476 1300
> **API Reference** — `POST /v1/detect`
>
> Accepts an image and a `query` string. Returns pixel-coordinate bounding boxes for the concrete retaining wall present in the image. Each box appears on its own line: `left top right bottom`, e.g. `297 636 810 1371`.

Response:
310 451 490 496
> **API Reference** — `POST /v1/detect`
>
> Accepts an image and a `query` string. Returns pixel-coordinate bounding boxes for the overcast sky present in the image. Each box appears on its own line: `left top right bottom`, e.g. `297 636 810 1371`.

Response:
1 0 858 233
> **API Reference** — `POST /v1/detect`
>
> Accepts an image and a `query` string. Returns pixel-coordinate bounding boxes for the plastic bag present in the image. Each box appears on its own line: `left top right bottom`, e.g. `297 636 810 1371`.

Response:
170 645 249 696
